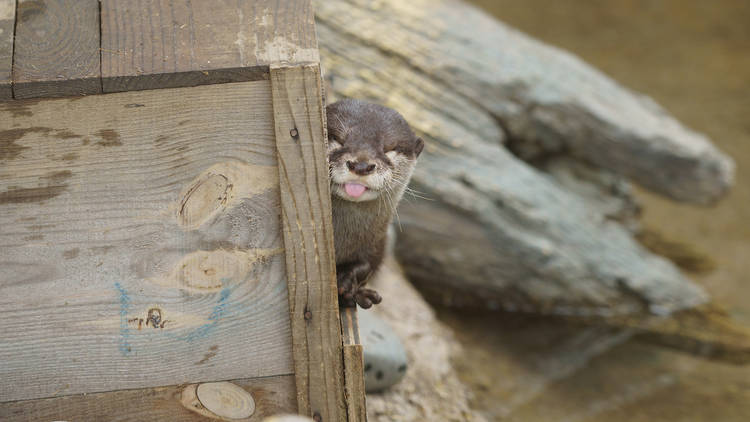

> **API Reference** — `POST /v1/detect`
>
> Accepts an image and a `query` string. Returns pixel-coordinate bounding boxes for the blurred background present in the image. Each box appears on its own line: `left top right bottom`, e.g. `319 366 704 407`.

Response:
447 1 750 420
317 0 749 420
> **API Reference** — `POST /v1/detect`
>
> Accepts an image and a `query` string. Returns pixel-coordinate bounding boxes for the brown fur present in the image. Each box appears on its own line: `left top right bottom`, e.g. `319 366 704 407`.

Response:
326 99 423 308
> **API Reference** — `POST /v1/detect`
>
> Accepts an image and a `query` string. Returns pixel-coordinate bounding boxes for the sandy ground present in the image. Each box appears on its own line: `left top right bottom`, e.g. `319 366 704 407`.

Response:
438 1 750 420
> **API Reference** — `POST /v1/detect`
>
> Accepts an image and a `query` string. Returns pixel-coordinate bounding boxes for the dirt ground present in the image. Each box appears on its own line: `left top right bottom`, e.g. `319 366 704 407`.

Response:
438 1 750 420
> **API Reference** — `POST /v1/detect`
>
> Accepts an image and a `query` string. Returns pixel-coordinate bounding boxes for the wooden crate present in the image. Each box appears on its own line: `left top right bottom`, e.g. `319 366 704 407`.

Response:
0 1 365 421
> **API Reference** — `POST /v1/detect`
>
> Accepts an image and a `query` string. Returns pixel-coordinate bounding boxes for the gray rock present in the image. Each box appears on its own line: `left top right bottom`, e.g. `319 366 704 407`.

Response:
358 309 408 392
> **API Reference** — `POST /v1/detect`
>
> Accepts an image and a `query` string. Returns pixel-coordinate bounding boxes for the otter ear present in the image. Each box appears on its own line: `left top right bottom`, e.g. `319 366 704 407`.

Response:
415 137 424 157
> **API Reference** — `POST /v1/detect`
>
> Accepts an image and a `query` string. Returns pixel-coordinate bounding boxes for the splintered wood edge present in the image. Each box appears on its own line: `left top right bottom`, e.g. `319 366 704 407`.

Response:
271 63 350 421
342 344 367 422
341 307 361 346
341 308 367 421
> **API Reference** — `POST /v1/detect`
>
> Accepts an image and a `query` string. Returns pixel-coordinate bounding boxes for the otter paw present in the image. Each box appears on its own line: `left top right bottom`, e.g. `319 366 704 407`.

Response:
337 276 357 308
354 288 382 309
338 294 358 308
337 272 355 297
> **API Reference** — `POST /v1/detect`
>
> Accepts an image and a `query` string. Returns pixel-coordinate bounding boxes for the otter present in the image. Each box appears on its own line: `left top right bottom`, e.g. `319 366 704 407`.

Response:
326 99 424 308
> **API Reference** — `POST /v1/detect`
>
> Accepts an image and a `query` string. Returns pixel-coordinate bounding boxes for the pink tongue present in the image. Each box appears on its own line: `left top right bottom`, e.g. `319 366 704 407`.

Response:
344 183 367 198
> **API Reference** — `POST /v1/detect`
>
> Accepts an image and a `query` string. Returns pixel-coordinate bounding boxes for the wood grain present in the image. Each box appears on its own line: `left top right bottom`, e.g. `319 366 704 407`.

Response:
341 307 361 346
12 0 100 98
100 0 318 93
271 64 347 421
0 375 296 421
193 382 256 419
343 345 367 422
0 0 14 99
341 308 367 421
0 81 294 402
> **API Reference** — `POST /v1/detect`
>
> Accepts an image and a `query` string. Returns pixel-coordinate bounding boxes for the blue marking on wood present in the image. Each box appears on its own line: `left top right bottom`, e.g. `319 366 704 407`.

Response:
115 282 132 356
170 285 234 343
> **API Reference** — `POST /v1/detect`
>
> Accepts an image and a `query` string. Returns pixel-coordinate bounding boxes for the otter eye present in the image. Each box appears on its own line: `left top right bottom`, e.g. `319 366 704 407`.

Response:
329 133 344 145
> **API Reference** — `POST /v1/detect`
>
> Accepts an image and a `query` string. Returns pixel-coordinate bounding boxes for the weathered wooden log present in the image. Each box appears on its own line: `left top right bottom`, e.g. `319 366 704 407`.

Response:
315 0 734 205
314 0 731 317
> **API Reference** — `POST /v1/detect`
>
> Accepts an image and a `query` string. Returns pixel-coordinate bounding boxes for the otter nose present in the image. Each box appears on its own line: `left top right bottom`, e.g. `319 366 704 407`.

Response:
346 160 376 175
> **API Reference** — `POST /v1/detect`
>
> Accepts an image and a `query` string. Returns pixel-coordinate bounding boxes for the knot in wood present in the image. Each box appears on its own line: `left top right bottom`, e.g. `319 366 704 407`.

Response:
195 382 255 419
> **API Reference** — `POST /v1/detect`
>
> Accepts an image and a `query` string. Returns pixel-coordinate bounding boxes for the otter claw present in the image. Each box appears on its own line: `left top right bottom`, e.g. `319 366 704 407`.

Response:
337 262 380 308
336 278 382 309
354 288 382 309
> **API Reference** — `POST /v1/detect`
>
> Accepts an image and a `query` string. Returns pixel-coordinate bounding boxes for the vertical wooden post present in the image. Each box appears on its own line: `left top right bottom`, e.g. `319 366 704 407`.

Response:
271 63 348 421
341 307 368 421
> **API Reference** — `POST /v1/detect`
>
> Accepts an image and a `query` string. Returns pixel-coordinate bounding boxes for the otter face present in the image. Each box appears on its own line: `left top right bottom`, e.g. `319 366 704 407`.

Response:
327 138 416 202
326 100 424 203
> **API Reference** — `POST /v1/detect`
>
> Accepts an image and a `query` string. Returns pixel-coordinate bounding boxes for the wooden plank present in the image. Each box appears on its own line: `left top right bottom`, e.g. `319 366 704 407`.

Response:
12 0 100 98
0 375 297 421
341 308 367 421
0 81 294 402
101 0 318 93
341 307 361 346
343 345 367 422
0 0 14 99
271 64 346 421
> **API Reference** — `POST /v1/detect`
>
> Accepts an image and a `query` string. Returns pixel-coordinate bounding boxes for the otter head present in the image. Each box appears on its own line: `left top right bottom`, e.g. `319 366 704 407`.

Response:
326 99 424 203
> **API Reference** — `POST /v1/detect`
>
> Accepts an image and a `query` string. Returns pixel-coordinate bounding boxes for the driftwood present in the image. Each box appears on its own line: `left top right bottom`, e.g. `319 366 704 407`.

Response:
314 0 735 318
315 0 733 204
